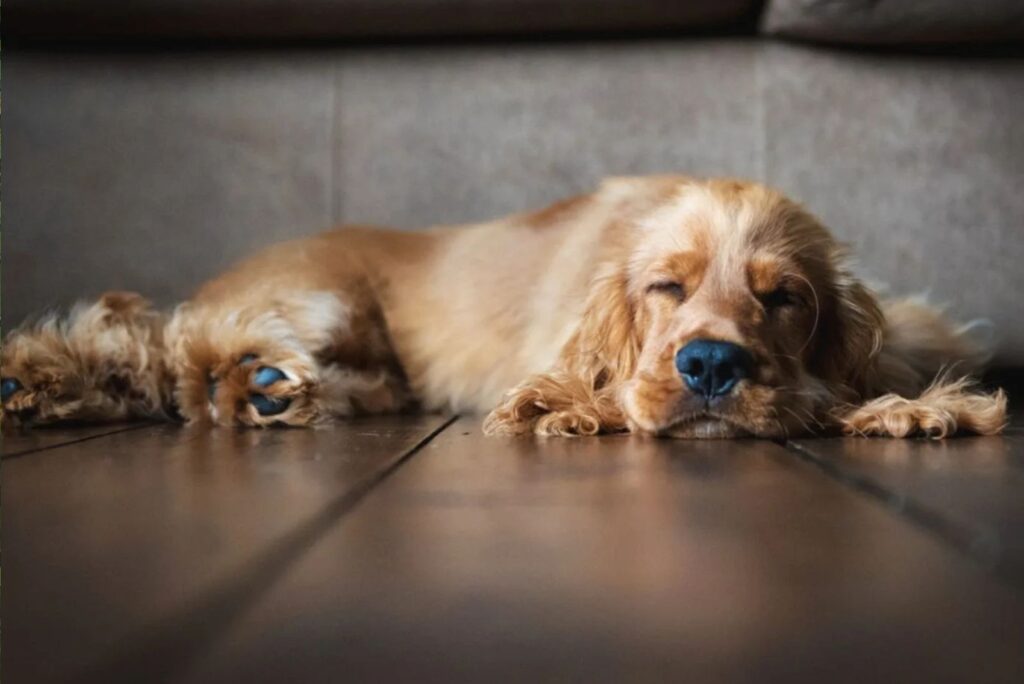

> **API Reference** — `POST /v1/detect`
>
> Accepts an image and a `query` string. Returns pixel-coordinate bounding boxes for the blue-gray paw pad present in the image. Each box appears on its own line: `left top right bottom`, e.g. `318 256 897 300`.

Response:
2 377 24 402
253 366 287 388
250 393 291 416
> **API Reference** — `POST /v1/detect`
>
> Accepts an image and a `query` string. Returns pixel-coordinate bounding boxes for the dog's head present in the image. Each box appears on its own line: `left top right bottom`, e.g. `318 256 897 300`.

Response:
575 178 885 438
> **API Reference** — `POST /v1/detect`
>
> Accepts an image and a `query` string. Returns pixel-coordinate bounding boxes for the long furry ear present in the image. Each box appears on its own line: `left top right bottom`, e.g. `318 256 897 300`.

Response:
818 259 987 400
560 264 644 392
814 262 886 400
871 297 989 395
818 256 1006 437
836 299 1007 437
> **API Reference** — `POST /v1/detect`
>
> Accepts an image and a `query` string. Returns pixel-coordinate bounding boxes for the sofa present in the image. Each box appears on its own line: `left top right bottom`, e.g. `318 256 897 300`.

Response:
5 1 1024 364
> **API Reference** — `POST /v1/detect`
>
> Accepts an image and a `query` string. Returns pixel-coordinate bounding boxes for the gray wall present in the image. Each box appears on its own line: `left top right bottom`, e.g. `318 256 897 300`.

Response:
5 40 1024 361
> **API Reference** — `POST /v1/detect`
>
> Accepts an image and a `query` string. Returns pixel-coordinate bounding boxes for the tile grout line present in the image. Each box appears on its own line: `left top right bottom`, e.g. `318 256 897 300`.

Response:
1 422 159 460
782 439 1023 591
72 414 459 684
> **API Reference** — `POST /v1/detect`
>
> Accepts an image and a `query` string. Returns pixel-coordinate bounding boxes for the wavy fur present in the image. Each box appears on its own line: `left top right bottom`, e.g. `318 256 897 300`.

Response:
2 177 1007 438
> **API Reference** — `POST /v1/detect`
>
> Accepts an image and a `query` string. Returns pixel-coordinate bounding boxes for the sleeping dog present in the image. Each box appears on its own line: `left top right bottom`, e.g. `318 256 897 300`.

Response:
0 176 1006 438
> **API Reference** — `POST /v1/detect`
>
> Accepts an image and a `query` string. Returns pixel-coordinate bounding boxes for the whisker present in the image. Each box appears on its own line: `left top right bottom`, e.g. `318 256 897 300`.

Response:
768 406 790 439
795 404 825 429
781 405 812 434
774 385 827 400
790 272 821 354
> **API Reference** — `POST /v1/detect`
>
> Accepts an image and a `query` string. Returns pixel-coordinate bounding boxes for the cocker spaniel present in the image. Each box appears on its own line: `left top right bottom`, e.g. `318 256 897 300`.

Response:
1 176 1008 438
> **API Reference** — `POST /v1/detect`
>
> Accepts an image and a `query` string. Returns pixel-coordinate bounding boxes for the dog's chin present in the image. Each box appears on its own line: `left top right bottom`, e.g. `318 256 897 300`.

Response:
660 414 753 439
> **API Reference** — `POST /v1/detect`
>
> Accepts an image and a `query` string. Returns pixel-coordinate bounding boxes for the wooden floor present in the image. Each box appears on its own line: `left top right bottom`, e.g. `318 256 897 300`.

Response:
4 415 1024 683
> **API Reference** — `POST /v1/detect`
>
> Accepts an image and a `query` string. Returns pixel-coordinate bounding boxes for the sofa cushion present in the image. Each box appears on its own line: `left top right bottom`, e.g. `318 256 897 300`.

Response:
6 0 762 41
762 0 1024 44
7 42 1024 362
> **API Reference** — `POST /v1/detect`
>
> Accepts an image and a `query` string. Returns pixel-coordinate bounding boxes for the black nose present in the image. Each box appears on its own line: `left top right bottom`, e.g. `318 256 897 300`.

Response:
675 340 754 399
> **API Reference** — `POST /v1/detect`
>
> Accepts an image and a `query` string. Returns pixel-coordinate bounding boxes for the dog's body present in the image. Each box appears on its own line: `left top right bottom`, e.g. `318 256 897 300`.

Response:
1 176 1007 437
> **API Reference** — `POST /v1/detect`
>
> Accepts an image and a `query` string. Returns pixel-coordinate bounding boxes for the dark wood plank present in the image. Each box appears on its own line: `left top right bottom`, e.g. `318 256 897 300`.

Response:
1 421 152 458
1005 406 1024 435
1 415 453 684
790 434 1024 585
185 418 1024 683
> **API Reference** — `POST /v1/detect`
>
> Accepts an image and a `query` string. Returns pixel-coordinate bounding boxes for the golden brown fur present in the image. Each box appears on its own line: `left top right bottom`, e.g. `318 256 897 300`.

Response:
1 176 1008 438
1 292 173 426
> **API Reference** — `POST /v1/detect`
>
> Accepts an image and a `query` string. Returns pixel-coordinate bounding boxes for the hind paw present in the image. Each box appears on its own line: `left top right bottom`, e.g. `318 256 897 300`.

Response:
0 373 85 430
2 377 24 402
1 376 40 428
249 366 292 416
206 354 315 426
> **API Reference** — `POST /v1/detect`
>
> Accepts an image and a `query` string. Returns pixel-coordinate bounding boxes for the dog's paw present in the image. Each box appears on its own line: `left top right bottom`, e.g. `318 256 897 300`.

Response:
839 382 1007 439
483 398 605 437
841 401 954 438
0 372 86 431
533 410 603 437
2 377 25 403
2 293 172 431
248 365 292 416
2 376 38 428
207 354 317 427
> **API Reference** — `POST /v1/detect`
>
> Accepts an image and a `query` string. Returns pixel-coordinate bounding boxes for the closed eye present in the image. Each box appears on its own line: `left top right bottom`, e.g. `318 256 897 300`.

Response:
646 281 686 300
760 287 798 309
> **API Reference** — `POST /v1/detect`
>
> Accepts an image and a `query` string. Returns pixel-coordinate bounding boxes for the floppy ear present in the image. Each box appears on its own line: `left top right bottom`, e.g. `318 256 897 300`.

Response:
560 264 645 392
813 262 886 400
822 269 992 401
837 297 1008 436
817 255 1006 437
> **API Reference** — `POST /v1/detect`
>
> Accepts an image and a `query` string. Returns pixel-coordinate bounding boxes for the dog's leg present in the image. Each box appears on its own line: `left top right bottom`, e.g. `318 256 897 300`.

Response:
169 291 410 427
836 297 1007 438
1 292 174 430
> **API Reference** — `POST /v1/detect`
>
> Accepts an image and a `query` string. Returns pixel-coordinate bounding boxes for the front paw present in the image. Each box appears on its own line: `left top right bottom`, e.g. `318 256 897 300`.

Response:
839 384 1007 439
483 398 607 437
840 395 956 438
533 410 603 437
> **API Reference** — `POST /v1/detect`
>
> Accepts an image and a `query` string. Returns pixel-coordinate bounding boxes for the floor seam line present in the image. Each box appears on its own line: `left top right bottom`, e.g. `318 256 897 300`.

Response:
71 414 460 683
342 413 460 505
782 439 1023 591
2 422 159 460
